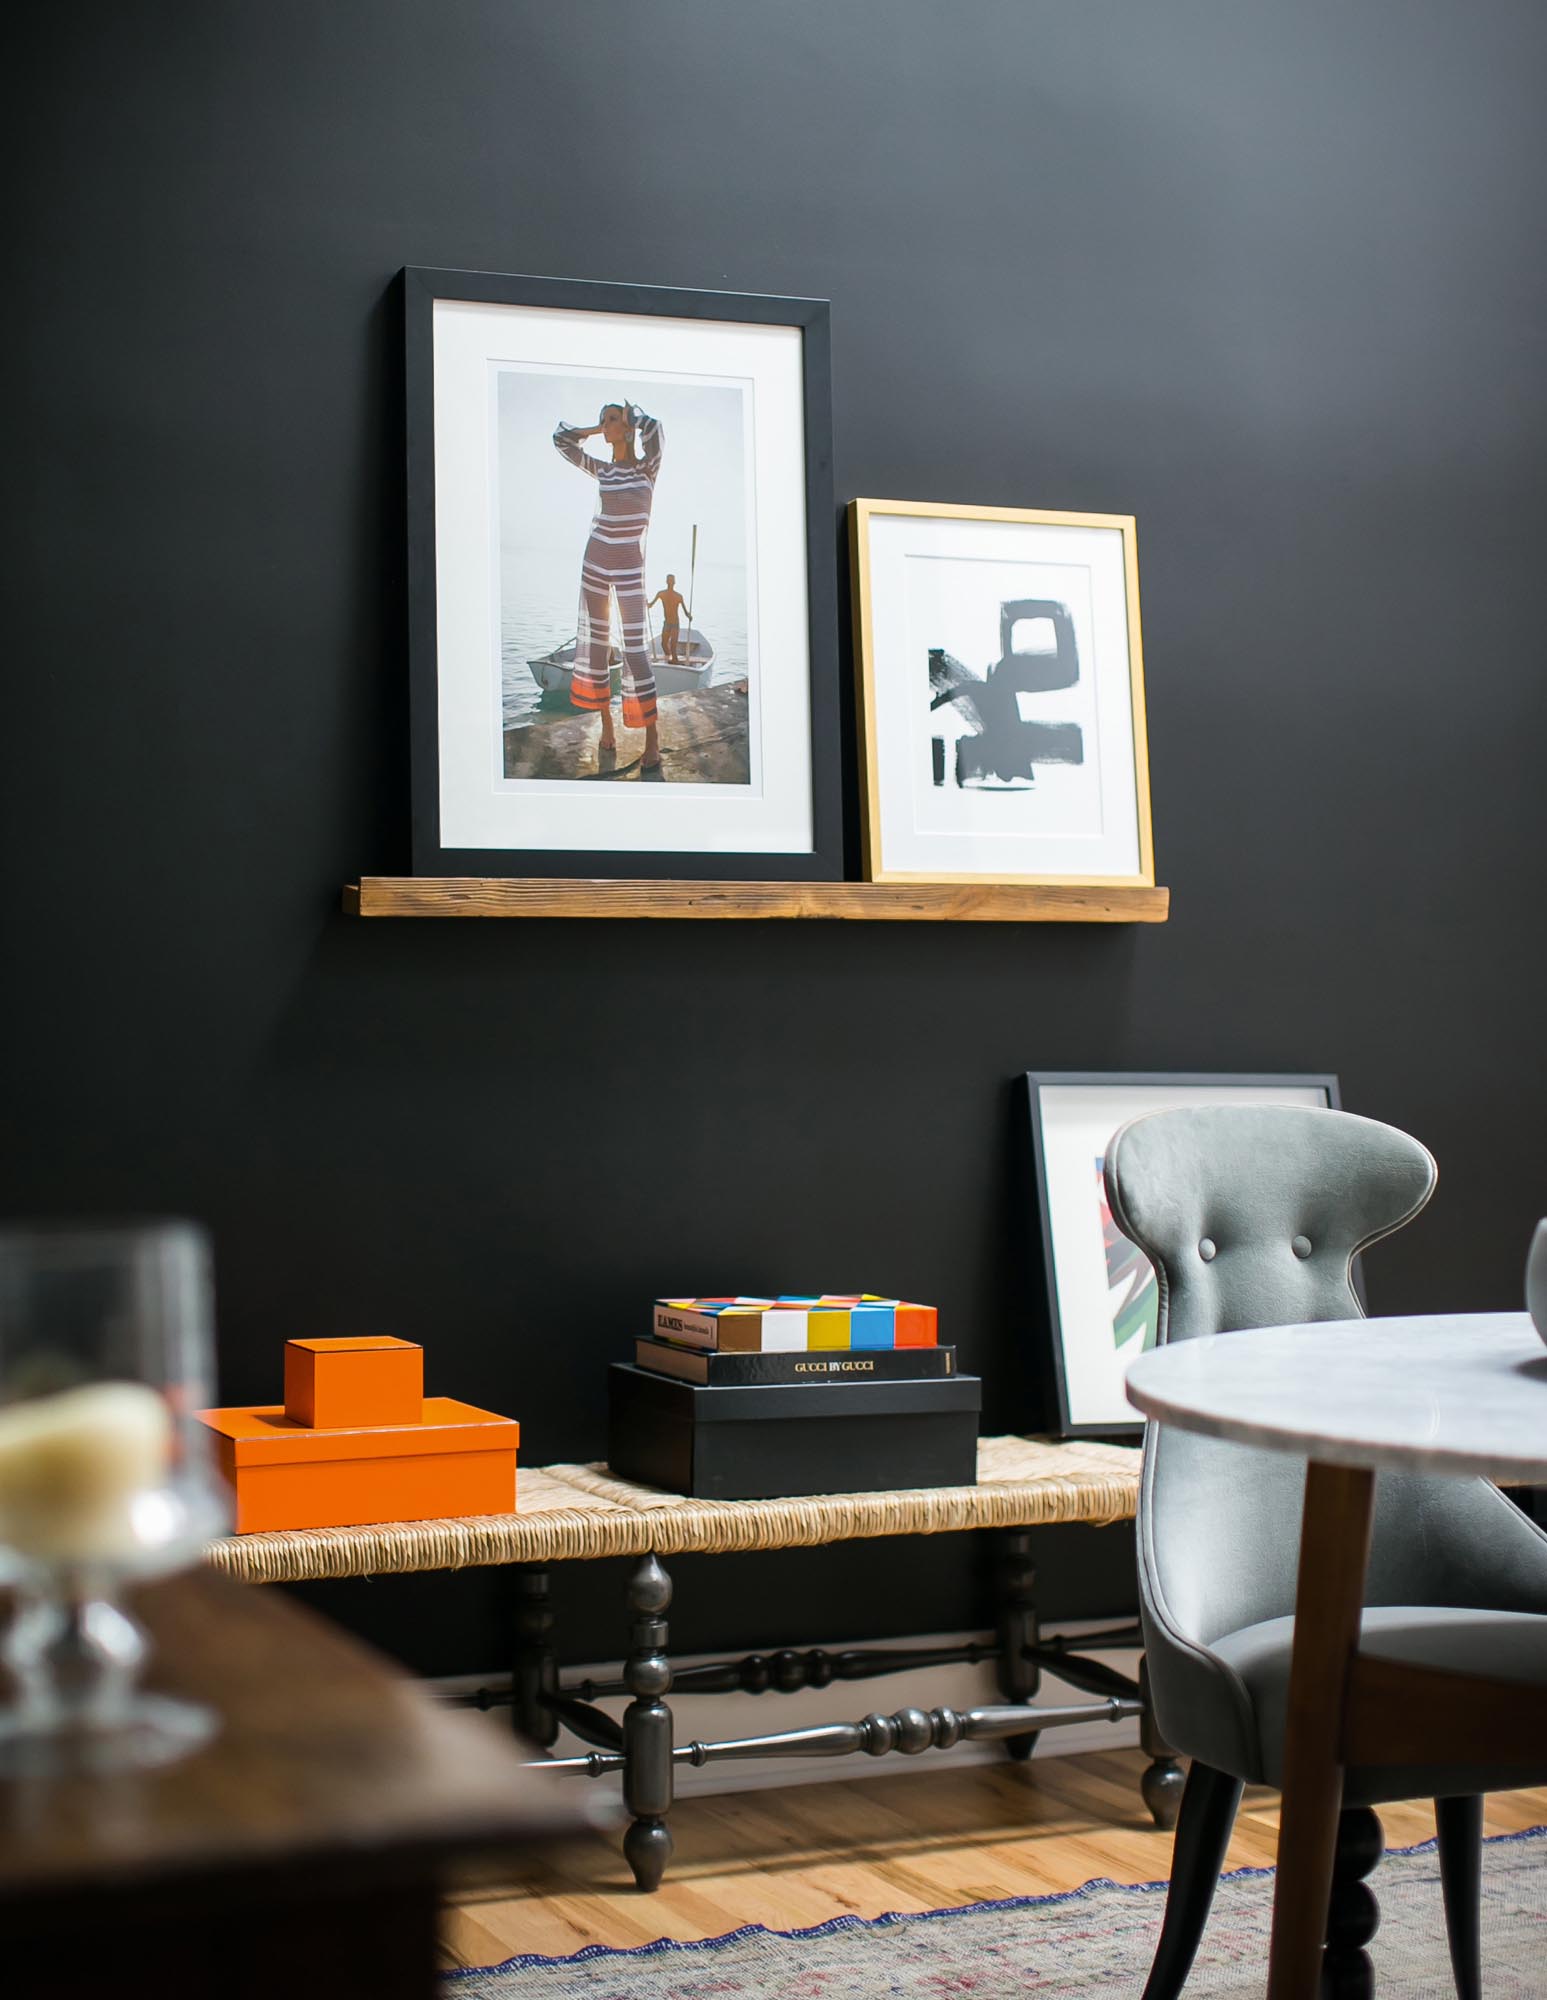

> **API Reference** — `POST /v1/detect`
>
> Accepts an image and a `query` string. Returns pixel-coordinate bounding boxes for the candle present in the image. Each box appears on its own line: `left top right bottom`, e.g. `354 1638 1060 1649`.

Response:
0 1382 172 1562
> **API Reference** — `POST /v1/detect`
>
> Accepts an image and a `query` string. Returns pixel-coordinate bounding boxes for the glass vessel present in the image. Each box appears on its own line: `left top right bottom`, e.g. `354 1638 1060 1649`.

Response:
0 1221 228 1773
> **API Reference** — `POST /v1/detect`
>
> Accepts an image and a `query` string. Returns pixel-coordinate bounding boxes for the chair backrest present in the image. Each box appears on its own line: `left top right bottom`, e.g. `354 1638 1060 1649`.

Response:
1104 1103 1436 1348
1106 1104 1436 1655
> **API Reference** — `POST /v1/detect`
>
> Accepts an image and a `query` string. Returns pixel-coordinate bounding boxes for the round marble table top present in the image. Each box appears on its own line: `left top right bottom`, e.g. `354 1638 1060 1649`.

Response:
1124 1311 1547 1482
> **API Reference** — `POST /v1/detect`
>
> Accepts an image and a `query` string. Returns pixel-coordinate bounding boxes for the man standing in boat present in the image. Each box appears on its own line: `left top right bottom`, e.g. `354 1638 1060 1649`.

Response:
553 400 663 777
649 573 688 664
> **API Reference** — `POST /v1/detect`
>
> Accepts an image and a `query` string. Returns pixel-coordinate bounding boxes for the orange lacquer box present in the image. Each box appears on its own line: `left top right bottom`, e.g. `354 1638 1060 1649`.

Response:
284 1335 424 1429
199 1397 520 1534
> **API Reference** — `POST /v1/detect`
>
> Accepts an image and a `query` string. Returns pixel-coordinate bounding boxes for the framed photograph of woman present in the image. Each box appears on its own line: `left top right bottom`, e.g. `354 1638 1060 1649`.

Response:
405 268 842 878
1021 1071 1346 1438
850 500 1155 887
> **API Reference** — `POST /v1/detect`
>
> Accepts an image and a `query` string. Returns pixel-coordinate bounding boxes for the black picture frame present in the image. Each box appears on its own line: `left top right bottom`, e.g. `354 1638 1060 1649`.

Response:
403 266 842 880
1021 1070 1347 1441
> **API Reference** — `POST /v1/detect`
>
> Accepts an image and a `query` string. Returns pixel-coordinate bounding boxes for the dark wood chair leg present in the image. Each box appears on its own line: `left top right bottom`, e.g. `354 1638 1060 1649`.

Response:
1435 1793 1483 2000
1322 1804 1382 2000
1138 1761 1243 2000
622 1552 674 1892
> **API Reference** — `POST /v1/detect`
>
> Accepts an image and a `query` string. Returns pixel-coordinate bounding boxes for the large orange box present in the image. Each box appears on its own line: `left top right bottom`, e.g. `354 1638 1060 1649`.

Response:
284 1336 424 1429
198 1398 519 1534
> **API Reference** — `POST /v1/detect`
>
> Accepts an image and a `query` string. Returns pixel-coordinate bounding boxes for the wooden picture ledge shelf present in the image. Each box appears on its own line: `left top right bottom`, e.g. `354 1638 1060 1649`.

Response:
343 878 1170 923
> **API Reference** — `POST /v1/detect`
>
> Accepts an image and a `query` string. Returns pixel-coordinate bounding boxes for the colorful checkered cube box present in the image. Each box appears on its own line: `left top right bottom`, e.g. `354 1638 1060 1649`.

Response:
652 1296 938 1352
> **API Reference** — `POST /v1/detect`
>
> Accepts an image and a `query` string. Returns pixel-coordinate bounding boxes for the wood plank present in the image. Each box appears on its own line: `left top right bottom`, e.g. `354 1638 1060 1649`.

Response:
742 1777 1052 1905
1022 1746 1162 1825
705 1779 1062 1909
346 877 1171 923
438 1901 524 1970
440 1751 1547 1968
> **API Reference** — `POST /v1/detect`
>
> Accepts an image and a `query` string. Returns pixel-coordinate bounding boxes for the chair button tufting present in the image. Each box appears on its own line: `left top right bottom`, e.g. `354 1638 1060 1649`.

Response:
1198 1238 1217 1262
1292 1235 1312 1259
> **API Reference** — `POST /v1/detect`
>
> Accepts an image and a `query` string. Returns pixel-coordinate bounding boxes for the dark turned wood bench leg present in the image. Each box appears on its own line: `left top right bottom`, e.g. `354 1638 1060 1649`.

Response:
996 1529 1041 1759
998 1527 1174 1821
622 1552 674 1891
511 1565 559 1749
1139 1655 1185 1828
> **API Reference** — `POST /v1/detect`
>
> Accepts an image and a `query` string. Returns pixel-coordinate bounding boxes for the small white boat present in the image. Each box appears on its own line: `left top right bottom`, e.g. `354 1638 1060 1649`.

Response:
528 628 716 700
649 627 716 687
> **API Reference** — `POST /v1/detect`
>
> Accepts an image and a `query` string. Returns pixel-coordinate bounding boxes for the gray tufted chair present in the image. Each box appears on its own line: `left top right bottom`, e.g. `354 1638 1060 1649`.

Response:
1105 1104 1547 2000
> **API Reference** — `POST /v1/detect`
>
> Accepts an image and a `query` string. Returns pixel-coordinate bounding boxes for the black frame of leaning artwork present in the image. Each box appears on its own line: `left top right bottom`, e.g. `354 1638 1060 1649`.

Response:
403 266 843 879
1022 1070 1347 1441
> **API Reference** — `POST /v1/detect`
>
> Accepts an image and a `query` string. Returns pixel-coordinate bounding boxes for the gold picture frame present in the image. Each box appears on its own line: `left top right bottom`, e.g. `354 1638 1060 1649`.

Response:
849 498 1155 887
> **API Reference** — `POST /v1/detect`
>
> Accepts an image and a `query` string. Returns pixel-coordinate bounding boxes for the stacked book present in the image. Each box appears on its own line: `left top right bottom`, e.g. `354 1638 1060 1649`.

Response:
638 1294 954 1386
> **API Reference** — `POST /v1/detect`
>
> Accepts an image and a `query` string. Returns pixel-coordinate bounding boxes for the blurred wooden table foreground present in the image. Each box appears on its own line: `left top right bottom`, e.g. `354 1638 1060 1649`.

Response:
0 1572 582 1999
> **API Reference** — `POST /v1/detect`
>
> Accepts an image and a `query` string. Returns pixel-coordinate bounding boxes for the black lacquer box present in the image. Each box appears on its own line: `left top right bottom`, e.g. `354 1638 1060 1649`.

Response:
607 1364 982 1500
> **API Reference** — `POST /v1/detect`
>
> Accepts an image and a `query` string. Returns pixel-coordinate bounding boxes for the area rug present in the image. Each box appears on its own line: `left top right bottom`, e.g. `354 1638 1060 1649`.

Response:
446 1826 1547 1997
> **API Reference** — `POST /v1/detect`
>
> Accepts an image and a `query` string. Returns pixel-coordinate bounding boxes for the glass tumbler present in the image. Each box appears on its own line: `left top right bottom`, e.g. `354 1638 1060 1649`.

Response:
0 1221 229 1773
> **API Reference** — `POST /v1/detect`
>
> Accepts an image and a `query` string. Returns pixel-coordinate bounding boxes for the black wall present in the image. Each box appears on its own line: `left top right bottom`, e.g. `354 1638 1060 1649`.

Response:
7 2 1546 1674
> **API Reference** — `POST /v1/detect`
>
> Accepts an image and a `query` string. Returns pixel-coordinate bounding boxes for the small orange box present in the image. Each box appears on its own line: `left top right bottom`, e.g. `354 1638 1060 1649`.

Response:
283 1336 424 1429
198 1398 519 1534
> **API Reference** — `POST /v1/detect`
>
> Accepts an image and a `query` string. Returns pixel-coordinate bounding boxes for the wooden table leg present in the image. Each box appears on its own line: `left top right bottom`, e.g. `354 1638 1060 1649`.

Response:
1267 1460 1376 2000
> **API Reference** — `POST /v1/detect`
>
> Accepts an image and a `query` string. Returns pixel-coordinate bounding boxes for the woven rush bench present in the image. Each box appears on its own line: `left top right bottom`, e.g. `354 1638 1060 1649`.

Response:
207 1435 1168 1890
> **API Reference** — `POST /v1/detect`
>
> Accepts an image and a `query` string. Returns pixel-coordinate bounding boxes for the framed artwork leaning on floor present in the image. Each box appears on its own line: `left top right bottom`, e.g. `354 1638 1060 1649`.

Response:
850 500 1155 887
404 267 842 878
1021 1071 1345 1438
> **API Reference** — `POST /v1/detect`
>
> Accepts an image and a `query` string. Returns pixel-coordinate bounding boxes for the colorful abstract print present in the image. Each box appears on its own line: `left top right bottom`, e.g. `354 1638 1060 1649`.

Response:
1096 1156 1159 1353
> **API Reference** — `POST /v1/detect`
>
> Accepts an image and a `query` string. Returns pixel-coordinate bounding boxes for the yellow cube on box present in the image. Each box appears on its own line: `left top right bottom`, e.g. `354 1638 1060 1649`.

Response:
809 1310 850 1350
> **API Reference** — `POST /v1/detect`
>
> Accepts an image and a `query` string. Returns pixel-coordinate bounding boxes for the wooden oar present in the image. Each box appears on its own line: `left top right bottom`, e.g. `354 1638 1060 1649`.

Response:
685 524 698 660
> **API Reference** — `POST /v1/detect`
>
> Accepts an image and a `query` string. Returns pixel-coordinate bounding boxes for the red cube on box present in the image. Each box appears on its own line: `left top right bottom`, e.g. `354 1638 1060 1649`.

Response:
893 1303 938 1347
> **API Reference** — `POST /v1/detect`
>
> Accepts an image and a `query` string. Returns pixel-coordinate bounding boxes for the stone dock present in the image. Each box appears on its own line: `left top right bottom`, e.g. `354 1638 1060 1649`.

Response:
503 679 751 783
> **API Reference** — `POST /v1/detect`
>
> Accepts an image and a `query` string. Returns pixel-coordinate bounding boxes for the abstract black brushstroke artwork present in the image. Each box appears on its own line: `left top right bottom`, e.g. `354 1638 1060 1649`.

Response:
851 501 1155 886
928 596 1085 791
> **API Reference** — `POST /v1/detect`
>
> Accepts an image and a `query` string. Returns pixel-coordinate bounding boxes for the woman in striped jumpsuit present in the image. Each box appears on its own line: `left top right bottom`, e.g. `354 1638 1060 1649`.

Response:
553 401 663 773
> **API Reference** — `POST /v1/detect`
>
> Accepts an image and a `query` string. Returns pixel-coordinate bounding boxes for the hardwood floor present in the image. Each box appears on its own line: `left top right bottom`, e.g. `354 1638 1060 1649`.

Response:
440 1749 1547 1970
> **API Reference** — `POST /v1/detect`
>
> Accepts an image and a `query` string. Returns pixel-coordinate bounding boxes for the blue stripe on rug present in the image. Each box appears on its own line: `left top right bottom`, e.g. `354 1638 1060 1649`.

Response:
447 1822 1547 1981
